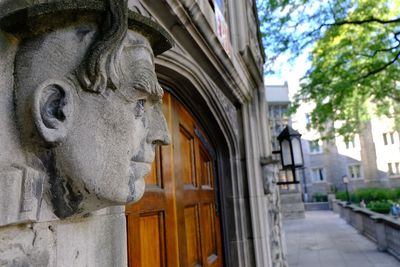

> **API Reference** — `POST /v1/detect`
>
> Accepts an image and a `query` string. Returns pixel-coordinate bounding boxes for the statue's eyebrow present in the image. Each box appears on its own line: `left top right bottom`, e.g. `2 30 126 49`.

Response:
133 84 163 99
117 71 163 101
119 35 162 99
117 87 163 104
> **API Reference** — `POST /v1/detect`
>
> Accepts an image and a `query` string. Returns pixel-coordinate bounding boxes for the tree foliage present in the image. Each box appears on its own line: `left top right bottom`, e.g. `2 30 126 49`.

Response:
258 0 400 139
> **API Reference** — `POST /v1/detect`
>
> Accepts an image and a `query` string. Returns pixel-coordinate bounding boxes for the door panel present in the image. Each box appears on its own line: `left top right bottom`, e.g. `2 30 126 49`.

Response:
127 92 223 267
184 205 202 266
199 146 213 188
146 147 162 187
139 212 166 267
126 92 178 267
179 126 196 187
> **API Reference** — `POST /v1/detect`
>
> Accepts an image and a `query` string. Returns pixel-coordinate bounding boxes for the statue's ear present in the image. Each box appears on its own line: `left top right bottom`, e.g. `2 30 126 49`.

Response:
32 80 74 144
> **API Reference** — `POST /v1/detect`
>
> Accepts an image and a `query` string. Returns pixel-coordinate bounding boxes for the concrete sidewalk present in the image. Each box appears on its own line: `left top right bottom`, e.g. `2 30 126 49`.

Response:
283 210 400 267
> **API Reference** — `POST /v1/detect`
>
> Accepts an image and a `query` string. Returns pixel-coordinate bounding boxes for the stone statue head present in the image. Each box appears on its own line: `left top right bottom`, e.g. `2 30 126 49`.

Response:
0 0 173 218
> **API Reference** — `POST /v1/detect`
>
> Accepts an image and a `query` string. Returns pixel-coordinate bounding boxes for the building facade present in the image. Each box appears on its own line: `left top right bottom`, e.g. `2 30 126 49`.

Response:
265 82 302 188
266 81 400 202
0 0 287 266
265 83 305 218
265 82 291 152
294 103 400 201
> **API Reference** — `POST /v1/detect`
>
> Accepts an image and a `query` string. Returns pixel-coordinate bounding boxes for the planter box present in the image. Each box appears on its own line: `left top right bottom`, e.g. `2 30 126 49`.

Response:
332 200 400 260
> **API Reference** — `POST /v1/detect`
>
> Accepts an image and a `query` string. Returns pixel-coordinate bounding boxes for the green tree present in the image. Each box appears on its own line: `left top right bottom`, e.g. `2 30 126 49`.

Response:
258 0 400 139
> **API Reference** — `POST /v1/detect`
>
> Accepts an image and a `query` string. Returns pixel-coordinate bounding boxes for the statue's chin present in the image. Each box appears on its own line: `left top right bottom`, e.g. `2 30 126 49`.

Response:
127 162 150 203
127 178 145 203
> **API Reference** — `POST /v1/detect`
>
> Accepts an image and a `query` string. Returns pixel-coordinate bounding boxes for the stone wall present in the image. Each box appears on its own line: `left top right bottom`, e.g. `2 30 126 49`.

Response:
332 200 400 260
0 207 127 266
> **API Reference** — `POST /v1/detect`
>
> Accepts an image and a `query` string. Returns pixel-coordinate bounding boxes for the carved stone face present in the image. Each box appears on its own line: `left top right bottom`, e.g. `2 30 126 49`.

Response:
14 28 170 216
54 31 169 207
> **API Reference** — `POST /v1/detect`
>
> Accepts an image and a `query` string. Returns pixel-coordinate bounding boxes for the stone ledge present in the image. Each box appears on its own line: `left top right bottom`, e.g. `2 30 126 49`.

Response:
332 199 400 260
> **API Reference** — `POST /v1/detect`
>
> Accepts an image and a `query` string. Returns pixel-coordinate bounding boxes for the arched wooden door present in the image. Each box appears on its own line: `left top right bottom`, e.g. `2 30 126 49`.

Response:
126 92 223 267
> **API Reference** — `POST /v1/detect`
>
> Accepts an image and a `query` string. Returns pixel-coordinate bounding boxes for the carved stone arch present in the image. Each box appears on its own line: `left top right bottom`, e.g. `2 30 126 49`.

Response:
155 52 251 267
155 51 239 149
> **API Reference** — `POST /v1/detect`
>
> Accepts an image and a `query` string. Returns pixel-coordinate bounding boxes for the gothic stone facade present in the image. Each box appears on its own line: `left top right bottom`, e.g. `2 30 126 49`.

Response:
0 0 286 266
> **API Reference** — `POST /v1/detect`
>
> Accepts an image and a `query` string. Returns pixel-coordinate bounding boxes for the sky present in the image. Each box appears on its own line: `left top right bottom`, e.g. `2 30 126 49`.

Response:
264 50 311 99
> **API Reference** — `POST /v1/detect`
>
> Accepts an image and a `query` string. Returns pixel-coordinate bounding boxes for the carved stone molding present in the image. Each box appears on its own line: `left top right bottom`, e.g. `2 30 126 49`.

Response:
214 85 239 138
262 160 289 267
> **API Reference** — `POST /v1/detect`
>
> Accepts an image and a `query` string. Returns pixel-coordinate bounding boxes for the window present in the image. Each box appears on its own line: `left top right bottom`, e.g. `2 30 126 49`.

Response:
383 133 388 145
311 168 325 182
305 113 311 128
212 0 232 57
271 140 280 152
269 105 289 120
383 132 396 145
309 140 322 154
280 106 288 119
214 0 224 11
345 138 356 149
274 123 283 136
348 164 362 179
272 107 280 118
388 162 400 176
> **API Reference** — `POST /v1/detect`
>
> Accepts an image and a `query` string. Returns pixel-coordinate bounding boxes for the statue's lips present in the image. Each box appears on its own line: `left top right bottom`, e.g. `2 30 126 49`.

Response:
130 150 155 179
129 161 152 179
130 150 155 165
130 161 152 167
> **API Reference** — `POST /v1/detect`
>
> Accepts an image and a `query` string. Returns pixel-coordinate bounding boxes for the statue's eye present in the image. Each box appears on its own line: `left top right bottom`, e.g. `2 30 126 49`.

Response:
134 99 146 118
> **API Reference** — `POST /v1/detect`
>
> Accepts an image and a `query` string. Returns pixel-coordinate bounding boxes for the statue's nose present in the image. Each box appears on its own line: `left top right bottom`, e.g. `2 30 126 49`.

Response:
147 105 171 145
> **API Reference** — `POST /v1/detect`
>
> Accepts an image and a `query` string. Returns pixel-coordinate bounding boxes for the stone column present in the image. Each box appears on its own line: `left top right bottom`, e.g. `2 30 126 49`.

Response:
261 158 288 267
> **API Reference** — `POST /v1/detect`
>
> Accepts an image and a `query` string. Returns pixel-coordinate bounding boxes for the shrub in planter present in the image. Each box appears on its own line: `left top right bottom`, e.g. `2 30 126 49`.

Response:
367 201 391 214
335 191 347 201
335 191 354 202
353 188 390 203
336 187 400 203
313 192 328 202
394 188 400 200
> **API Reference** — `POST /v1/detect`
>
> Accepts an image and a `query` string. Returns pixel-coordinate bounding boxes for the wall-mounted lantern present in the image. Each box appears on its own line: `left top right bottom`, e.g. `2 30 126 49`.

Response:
275 125 304 185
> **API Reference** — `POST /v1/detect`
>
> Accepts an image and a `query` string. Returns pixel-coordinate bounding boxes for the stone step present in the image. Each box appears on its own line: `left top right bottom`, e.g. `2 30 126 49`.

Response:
281 202 305 209
280 192 305 219
304 202 329 211
280 193 303 204
282 210 305 219
282 204 304 211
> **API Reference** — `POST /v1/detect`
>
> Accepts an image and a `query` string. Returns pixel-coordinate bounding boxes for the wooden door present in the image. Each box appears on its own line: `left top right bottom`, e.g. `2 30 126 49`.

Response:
126 92 223 267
